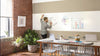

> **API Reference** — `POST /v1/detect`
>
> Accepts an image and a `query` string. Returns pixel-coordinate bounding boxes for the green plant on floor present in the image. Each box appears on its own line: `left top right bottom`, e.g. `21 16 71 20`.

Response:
23 29 40 47
13 36 24 47
13 36 24 52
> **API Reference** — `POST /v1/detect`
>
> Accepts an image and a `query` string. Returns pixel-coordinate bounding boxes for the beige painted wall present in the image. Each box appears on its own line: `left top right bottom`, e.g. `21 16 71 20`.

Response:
49 31 100 40
33 0 100 13
36 30 100 40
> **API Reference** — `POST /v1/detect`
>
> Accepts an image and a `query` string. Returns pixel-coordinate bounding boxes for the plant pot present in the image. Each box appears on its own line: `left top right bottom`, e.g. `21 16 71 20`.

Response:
15 43 21 47
28 45 37 52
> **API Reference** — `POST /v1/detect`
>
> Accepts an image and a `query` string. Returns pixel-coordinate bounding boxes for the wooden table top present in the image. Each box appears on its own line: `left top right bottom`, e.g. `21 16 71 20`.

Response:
37 39 100 47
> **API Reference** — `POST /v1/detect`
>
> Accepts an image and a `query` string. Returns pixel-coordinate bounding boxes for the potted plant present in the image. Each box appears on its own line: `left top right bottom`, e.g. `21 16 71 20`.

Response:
12 36 24 52
13 36 23 47
23 29 40 52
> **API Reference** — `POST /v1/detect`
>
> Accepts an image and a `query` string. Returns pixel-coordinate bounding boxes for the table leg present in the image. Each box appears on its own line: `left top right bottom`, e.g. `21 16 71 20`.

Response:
39 43 42 56
51 44 53 49
94 47 97 56
98 48 100 56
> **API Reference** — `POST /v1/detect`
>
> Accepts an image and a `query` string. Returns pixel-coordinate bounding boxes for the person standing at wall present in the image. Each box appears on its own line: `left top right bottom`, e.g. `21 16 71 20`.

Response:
40 14 52 49
40 14 52 39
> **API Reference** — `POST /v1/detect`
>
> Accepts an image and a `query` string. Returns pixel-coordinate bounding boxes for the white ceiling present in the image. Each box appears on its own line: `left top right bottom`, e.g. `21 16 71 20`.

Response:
32 0 63 3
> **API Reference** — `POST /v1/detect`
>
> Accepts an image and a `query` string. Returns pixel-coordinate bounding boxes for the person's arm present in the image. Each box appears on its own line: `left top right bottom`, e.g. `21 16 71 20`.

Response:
47 22 52 28
41 14 44 19
40 14 44 22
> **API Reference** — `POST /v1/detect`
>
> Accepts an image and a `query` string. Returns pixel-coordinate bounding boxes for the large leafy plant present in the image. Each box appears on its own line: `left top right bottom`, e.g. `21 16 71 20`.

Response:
23 29 40 45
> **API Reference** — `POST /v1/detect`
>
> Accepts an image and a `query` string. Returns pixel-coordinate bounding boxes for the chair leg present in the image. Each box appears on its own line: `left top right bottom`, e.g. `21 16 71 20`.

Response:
57 50 59 56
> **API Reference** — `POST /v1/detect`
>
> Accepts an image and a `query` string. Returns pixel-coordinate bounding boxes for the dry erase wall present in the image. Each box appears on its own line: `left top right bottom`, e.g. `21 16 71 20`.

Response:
33 11 100 32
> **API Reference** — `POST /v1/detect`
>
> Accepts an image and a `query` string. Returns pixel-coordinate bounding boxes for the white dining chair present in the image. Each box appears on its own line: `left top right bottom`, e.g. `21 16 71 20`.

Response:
84 34 96 55
43 48 56 56
49 33 62 46
75 53 92 56
49 33 73 56
43 33 57 56
49 33 62 56
42 40 56 56
59 51 72 56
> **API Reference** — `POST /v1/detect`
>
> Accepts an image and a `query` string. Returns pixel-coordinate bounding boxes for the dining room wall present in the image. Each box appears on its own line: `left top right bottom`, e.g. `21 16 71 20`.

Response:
35 30 100 40
33 0 100 40
33 0 100 13
13 0 32 37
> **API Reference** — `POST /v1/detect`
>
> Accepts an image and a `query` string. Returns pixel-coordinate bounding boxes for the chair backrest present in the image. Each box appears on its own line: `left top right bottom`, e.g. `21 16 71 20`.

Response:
49 33 55 40
85 34 97 42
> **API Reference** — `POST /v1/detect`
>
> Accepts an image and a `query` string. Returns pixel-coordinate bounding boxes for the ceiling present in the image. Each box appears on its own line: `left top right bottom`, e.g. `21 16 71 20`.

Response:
32 0 63 3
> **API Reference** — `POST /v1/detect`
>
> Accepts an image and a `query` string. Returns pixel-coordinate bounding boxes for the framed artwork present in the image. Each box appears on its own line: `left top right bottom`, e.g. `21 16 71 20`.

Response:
18 16 26 27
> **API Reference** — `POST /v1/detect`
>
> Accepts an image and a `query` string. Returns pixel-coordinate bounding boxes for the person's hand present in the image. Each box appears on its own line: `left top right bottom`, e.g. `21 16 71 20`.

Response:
42 14 44 17
50 22 52 26
41 14 44 19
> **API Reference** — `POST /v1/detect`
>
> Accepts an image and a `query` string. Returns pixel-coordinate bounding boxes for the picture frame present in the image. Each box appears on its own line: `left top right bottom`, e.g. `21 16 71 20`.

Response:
17 16 26 27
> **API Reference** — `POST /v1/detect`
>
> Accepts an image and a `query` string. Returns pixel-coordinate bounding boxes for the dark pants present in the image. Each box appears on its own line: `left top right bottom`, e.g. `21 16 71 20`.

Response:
41 34 47 49
41 34 47 39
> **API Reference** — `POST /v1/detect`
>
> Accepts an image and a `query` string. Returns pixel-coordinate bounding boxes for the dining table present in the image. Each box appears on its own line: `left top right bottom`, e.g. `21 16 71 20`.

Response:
37 39 100 56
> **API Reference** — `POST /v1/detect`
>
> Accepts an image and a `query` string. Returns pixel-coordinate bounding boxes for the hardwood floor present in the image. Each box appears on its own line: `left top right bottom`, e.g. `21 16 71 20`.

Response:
6 49 75 56
5 49 40 56
7 52 39 56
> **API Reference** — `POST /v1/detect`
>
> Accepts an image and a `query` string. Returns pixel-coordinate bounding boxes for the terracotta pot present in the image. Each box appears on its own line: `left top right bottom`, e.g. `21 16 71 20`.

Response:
28 45 37 52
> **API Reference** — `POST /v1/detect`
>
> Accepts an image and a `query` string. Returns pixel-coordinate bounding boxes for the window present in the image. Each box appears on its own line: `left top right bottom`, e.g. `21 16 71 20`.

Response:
0 0 13 38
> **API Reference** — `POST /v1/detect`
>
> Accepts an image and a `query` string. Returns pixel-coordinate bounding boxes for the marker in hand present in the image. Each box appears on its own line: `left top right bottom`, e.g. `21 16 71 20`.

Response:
50 22 52 26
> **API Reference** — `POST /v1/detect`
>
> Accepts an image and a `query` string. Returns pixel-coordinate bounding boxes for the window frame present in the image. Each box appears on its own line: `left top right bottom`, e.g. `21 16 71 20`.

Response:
0 16 13 38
